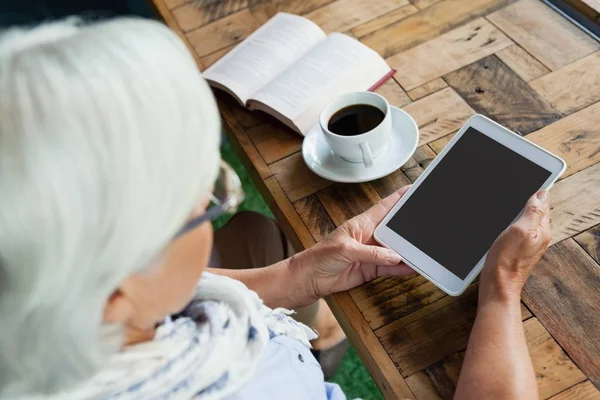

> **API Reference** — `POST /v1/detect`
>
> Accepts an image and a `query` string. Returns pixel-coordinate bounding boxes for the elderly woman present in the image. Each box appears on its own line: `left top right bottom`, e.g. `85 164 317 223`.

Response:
0 18 550 400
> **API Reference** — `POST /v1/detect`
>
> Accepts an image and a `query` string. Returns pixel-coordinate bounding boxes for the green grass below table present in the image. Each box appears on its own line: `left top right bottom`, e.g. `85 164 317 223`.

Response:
218 141 384 400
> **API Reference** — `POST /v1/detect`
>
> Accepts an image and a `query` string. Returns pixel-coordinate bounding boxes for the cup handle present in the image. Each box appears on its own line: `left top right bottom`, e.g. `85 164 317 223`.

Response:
360 142 373 168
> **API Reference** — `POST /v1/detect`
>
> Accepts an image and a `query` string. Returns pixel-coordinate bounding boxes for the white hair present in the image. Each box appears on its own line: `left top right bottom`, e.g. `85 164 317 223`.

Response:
0 18 221 396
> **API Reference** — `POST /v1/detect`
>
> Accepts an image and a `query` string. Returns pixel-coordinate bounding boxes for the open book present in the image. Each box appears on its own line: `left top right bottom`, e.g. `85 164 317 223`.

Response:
203 13 394 135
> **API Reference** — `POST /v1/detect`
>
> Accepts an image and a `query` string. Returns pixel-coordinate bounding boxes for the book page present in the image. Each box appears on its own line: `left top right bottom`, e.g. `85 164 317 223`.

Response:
203 13 326 104
249 33 391 134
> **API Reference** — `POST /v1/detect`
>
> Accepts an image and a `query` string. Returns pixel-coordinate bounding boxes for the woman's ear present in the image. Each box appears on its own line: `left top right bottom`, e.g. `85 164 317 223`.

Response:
103 289 134 324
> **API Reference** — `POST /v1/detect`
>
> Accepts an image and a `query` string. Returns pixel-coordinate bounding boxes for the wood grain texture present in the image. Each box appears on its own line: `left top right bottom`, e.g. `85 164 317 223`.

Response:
523 317 587 399
270 152 332 202
407 78 448 101
198 43 236 70
429 133 456 154
360 0 515 58
549 162 600 244
574 225 600 264
350 4 419 37
487 0 599 70
525 102 600 179
402 87 474 146
523 239 600 389
371 168 412 198
350 275 419 305
405 353 464 400
374 78 412 108
530 51 600 116
404 318 586 399
317 183 382 226
389 19 512 90
246 123 302 164
219 98 273 180
172 0 260 31
327 292 416 399
305 0 409 33
264 176 316 250
362 280 446 330
186 9 260 57
376 284 532 377
165 0 188 10
411 0 445 9
550 381 600 400
249 0 335 23
293 195 337 241
413 145 437 170
445 55 562 135
496 44 551 82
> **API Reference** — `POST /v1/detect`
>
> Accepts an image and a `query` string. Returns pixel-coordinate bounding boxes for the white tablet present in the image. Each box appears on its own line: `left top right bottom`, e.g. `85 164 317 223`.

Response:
374 114 566 296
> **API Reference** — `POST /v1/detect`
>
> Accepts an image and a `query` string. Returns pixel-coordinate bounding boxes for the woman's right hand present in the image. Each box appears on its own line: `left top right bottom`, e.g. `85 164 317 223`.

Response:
479 190 552 305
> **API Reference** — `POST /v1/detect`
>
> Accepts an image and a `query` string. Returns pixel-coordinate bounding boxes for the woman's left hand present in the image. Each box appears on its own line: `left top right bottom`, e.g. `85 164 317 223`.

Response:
292 185 415 304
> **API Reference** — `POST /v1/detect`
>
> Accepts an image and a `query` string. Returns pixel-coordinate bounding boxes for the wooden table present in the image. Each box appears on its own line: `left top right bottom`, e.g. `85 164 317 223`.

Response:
153 0 600 398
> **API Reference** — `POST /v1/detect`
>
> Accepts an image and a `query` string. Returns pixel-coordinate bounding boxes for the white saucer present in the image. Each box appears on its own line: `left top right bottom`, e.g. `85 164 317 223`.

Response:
302 107 419 183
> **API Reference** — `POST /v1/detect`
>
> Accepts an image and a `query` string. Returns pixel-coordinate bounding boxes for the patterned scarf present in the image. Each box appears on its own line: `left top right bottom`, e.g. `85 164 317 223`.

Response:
32 273 316 400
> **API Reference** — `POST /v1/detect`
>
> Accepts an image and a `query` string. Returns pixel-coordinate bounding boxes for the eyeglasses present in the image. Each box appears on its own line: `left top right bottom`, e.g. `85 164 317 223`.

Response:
173 160 245 239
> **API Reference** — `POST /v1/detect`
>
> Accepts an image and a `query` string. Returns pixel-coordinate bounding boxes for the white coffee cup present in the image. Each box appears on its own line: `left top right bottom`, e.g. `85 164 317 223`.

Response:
320 92 392 168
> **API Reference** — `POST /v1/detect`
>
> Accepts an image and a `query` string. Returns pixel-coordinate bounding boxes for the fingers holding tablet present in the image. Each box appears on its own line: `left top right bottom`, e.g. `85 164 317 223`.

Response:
374 114 566 296
479 190 552 303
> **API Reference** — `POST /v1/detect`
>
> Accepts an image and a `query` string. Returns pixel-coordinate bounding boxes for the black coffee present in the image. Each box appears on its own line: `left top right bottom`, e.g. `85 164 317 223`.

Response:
328 104 385 136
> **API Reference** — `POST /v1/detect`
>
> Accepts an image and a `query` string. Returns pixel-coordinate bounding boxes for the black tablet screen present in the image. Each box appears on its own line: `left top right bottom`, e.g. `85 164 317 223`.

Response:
386 127 552 279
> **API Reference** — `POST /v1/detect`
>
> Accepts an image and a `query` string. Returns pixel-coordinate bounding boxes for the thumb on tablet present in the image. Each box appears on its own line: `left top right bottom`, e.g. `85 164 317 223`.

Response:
515 190 549 232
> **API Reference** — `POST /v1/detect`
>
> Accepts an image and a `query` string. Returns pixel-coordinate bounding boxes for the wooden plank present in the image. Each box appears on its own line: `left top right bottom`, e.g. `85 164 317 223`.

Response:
429 133 456 154
317 183 382 226
152 0 207 68
523 239 600 388
413 145 437 170
407 78 448 101
172 0 257 32
360 0 516 58
270 152 333 202
350 4 419 38
523 317 587 399
550 381 600 400
574 225 600 264
389 19 513 91
549 162 600 244
411 0 445 9
219 97 274 180
305 0 409 34
246 123 303 164
495 44 551 82
371 168 412 198
374 78 412 108
249 0 336 24
487 0 599 71
530 51 600 115
350 275 423 305
264 176 316 250
198 43 235 70
445 55 562 135
402 87 474 146
293 195 337 242
186 9 260 57
405 353 464 400
376 284 532 377
525 102 600 179
362 280 447 330
404 318 587 399
165 0 188 10
327 292 416 399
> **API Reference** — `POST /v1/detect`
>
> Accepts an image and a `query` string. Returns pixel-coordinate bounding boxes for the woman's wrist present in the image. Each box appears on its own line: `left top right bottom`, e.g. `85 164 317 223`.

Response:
479 263 524 309
285 250 321 307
